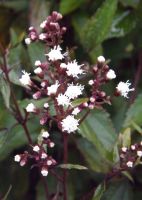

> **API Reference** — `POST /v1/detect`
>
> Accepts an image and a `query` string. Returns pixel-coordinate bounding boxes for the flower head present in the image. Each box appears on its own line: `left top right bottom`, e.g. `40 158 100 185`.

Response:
39 33 46 40
34 67 42 74
72 107 81 115
65 60 84 78
46 46 64 61
65 83 84 100
33 145 40 152
42 131 49 138
19 71 31 86
26 103 36 112
47 81 60 95
116 81 134 98
35 60 41 66
14 155 21 162
25 38 31 45
41 168 48 176
56 94 70 106
106 69 116 80
126 161 133 168
97 56 105 63
61 115 79 133
137 151 142 157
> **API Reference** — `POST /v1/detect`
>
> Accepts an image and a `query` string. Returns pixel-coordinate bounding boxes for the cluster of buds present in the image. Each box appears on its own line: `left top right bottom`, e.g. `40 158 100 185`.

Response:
25 11 66 46
17 11 134 176
14 130 56 176
120 142 142 169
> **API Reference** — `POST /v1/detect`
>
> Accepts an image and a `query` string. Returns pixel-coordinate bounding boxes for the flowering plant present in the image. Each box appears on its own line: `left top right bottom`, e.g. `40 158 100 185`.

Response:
0 1 142 199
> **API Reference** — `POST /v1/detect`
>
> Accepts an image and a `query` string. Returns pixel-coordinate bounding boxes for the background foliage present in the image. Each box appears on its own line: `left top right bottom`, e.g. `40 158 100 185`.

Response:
0 0 142 199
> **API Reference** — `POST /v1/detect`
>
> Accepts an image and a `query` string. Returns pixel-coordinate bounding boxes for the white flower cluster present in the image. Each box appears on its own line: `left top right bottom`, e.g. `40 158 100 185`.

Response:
116 80 134 98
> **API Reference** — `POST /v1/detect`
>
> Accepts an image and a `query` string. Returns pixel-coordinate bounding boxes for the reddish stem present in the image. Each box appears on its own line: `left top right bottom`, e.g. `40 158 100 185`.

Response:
63 133 68 200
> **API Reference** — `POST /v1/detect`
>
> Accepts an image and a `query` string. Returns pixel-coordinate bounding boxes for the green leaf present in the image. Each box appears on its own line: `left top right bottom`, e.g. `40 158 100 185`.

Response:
123 93 142 129
0 118 40 160
77 138 112 173
59 0 85 15
79 109 117 162
119 0 140 8
108 10 136 39
59 164 87 170
121 128 131 147
92 183 105 200
0 75 10 108
72 98 88 107
101 179 133 200
81 0 117 51
27 42 46 66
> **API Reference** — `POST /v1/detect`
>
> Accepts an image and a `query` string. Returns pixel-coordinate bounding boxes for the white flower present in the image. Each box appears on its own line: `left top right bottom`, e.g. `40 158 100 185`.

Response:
60 63 67 68
56 94 70 106
97 56 105 63
47 160 52 166
116 81 134 98
122 147 127 152
44 103 49 108
72 107 80 115
47 81 60 95
42 131 49 138
39 33 46 40
50 142 55 148
33 145 40 152
40 20 47 28
65 60 84 78
25 38 31 45
65 83 84 100
106 69 116 80
137 151 142 157
26 103 36 112
14 155 21 162
46 46 64 61
126 161 133 168
61 115 79 133
19 71 31 86
35 60 41 66
34 67 42 74
131 145 135 150
41 169 48 176
88 80 94 85
41 153 47 159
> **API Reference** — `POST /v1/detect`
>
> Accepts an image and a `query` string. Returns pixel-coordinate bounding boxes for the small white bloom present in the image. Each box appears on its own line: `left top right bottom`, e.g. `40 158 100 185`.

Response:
116 81 134 98
65 83 84 100
97 56 105 63
106 69 116 80
40 20 47 28
50 142 55 148
88 80 94 85
65 60 84 78
46 46 64 61
47 160 52 166
19 71 31 86
60 63 67 69
131 145 136 150
61 115 79 133
39 33 46 40
44 103 49 108
35 60 41 66
72 107 80 115
126 161 133 168
90 97 95 103
47 81 60 95
33 145 40 152
34 67 42 74
56 94 70 106
41 153 47 159
122 147 127 152
25 38 31 45
14 155 21 162
26 103 36 112
41 169 48 176
137 151 142 157
42 131 49 138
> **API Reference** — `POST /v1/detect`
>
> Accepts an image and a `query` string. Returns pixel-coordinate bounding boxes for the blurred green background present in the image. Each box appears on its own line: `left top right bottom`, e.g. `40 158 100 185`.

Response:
0 0 142 199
